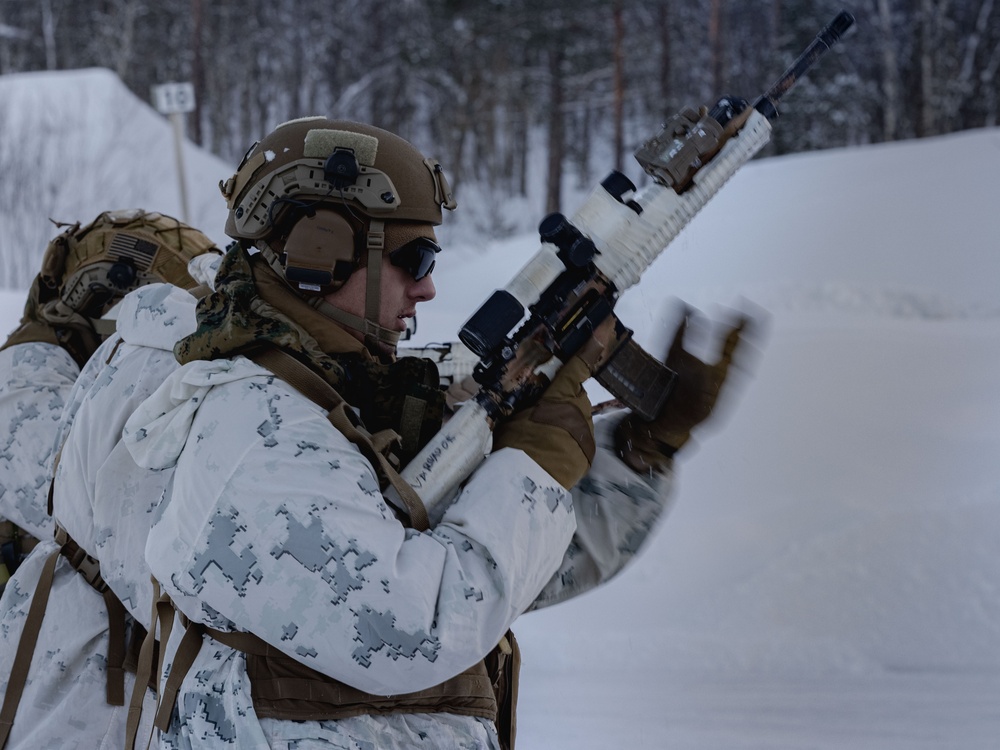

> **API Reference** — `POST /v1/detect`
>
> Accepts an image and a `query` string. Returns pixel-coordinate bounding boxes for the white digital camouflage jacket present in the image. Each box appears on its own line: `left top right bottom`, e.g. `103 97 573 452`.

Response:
0 342 79 540
2 271 672 750
122 352 671 748
0 282 204 749
0 246 220 547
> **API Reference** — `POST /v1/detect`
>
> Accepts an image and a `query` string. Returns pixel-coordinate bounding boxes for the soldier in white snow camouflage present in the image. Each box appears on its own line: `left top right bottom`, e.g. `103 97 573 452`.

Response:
0 210 217 593
112 118 746 750
0 121 746 750
0 212 219 750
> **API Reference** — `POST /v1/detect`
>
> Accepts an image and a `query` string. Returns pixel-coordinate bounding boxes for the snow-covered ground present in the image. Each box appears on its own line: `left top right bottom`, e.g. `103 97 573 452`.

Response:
414 127 1000 749
2 68 999 748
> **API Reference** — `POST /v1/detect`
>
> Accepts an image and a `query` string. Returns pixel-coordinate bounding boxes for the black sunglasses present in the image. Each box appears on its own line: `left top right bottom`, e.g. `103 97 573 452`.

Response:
389 237 441 281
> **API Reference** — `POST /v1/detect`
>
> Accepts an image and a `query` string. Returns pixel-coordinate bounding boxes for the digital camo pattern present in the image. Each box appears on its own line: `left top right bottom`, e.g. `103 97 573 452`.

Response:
54 283 201 577
528 414 675 611
157 634 500 750
0 342 79 538
1 272 674 748
0 283 199 750
126 355 578 748
0 539 156 749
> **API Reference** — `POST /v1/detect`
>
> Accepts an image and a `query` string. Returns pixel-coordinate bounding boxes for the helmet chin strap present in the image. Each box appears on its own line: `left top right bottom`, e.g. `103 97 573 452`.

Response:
362 220 390 353
309 298 403 355
257 223 402 357
310 220 403 356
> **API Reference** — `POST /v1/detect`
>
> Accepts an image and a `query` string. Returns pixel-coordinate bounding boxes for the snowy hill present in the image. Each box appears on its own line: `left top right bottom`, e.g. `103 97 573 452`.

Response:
0 68 233 288
1 65 998 748
411 126 1000 749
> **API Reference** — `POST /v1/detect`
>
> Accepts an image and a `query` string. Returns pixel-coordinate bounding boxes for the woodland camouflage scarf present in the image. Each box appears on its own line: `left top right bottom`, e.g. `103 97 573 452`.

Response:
174 245 444 462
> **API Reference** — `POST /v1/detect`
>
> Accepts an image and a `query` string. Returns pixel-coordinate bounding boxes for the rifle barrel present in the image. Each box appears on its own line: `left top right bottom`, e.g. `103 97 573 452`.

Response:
753 10 855 120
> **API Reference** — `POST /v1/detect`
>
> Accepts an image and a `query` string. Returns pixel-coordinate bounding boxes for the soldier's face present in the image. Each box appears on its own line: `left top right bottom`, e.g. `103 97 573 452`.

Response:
324 253 436 339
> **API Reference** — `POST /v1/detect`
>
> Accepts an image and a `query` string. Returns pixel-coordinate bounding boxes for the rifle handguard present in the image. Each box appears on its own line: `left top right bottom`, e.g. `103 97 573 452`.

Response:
401 11 855 517
399 400 494 521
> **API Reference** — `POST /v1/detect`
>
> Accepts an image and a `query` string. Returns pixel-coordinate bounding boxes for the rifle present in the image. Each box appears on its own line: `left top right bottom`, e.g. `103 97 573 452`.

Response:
397 11 855 516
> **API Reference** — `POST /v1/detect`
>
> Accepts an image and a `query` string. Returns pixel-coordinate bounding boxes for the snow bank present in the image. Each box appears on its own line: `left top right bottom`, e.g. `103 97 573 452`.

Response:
2 65 998 747
0 68 233 288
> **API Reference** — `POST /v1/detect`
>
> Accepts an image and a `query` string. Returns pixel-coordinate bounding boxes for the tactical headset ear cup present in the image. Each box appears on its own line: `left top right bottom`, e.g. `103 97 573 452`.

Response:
280 208 360 294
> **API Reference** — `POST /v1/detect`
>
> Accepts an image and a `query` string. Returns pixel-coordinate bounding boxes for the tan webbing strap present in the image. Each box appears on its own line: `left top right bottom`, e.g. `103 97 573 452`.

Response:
105 336 126 365
0 548 60 750
0 521 137 748
125 579 164 750
363 220 385 352
325 393 429 531
493 631 521 750
152 618 205 732
368 428 403 460
104 589 127 706
248 348 430 531
52 524 127 706
249 348 340 412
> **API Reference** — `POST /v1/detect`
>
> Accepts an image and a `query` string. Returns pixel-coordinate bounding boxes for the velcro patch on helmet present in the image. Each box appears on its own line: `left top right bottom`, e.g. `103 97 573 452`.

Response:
304 129 378 166
107 231 159 271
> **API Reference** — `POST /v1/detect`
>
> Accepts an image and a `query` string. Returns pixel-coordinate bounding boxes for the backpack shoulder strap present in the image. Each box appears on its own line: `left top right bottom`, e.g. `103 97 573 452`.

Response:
247 347 429 531
0 547 59 749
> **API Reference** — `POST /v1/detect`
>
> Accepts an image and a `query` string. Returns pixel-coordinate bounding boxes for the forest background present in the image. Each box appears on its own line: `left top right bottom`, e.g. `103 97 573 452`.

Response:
1 0 996 227
1 4 999 744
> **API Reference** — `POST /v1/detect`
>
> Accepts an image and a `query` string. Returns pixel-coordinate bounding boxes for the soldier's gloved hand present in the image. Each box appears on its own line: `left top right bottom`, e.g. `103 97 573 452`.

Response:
444 374 479 414
615 311 748 474
492 354 596 490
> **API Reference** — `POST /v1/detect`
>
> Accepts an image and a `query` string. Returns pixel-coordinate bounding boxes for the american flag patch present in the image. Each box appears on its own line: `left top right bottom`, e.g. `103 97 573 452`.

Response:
108 232 158 270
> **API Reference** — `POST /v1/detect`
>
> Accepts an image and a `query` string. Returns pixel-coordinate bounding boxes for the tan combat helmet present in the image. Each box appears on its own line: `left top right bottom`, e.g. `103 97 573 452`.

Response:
6 209 220 366
219 117 456 352
41 208 216 313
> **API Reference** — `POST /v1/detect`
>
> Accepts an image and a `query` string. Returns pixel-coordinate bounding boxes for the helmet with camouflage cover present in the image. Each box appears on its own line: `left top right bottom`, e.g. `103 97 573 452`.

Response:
2 209 220 367
219 117 456 352
41 208 217 313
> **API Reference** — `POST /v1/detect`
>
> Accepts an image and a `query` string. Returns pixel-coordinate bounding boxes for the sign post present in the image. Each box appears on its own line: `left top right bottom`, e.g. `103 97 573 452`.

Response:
151 82 196 223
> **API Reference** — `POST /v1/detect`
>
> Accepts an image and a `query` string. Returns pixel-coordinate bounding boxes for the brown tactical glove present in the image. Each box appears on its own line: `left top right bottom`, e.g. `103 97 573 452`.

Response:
444 373 480 414
615 311 748 474
492 354 596 490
